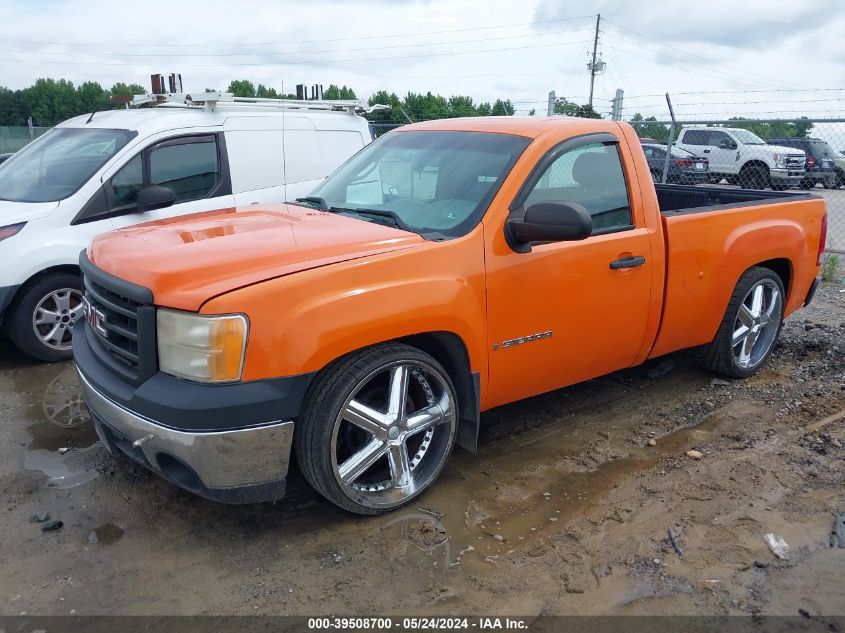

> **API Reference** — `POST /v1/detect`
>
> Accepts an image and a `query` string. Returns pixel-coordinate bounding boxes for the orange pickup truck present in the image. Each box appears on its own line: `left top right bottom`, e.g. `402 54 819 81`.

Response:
74 117 828 514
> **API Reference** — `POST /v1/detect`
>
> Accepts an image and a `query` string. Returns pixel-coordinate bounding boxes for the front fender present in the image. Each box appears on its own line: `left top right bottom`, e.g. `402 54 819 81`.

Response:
202 231 488 387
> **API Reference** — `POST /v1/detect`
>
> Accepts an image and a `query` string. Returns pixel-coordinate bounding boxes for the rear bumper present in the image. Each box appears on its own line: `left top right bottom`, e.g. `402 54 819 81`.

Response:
79 369 294 504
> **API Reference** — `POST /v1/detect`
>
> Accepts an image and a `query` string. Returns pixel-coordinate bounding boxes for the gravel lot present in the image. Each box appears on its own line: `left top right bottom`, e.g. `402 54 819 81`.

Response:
0 283 843 617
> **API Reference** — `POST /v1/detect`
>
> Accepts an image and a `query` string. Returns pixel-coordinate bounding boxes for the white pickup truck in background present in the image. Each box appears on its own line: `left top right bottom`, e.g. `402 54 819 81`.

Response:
0 93 377 361
675 126 806 190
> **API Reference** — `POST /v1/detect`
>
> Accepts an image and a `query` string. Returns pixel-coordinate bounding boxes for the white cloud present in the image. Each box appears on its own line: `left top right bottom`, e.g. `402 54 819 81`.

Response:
1 0 843 120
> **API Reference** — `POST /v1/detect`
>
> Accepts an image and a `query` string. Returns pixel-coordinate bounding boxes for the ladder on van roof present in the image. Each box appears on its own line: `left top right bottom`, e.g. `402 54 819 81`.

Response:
114 91 388 115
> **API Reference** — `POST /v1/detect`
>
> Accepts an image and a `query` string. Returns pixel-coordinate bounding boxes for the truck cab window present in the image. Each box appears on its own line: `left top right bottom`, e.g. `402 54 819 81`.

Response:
149 140 219 202
523 142 632 233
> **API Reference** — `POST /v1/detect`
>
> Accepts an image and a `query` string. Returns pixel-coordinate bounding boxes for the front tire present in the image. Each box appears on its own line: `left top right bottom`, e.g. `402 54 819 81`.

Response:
700 267 785 378
7 273 84 362
295 344 458 515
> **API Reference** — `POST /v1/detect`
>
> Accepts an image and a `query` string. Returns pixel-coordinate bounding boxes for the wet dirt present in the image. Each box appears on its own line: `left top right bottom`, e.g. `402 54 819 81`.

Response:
0 284 842 616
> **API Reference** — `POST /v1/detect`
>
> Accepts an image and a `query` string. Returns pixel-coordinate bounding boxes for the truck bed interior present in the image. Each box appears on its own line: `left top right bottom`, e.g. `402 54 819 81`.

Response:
656 184 813 216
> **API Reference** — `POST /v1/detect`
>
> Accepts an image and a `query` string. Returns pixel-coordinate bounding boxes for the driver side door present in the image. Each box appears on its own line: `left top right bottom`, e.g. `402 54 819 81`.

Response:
484 133 657 408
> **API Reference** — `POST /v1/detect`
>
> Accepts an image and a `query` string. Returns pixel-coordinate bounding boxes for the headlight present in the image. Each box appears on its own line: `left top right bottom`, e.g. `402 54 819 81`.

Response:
157 309 248 383
773 154 786 168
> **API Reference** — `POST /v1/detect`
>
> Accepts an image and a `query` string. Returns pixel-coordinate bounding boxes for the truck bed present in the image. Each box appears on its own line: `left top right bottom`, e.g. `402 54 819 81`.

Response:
655 183 813 215
648 186 826 360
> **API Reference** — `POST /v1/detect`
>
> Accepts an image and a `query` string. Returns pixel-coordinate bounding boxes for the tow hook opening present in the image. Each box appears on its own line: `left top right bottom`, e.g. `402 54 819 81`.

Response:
155 453 202 492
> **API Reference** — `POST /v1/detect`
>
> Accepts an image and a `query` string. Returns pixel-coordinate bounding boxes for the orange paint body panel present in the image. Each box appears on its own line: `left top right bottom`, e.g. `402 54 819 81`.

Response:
86 116 826 413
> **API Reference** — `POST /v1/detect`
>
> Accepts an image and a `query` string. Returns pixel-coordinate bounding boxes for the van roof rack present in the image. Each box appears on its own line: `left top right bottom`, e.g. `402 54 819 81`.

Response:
113 91 389 115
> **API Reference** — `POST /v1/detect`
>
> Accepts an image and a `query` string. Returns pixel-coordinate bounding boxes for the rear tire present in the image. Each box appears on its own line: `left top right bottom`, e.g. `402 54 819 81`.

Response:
700 267 785 378
7 273 84 362
295 344 458 515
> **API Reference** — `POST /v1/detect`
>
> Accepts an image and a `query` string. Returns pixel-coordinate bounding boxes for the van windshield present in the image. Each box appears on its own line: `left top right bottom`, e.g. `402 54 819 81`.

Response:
0 127 136 203
307 130 530 238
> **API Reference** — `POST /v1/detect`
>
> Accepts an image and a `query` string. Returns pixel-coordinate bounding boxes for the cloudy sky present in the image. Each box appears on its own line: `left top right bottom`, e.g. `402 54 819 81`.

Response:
2 0 844 121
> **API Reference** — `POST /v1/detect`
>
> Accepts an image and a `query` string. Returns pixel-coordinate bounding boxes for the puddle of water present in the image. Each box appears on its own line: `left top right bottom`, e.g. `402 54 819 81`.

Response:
375 400 751 574
88 523 125 545
20 364 100 488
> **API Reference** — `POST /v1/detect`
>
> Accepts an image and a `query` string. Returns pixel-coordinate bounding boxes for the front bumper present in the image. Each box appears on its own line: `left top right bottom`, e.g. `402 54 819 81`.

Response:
79 369 294 504
770 168 805 183
0 284 20 325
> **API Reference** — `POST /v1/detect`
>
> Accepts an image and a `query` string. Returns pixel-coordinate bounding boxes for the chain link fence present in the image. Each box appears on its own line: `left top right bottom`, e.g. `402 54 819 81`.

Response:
0 125 52 153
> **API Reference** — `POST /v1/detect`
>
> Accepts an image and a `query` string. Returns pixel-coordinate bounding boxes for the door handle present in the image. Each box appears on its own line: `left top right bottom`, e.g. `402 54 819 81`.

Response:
703 149 711 153
610 256 646 270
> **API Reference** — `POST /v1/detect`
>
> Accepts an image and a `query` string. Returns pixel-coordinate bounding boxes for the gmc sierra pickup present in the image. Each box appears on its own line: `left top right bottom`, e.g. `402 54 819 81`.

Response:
74 117 828 515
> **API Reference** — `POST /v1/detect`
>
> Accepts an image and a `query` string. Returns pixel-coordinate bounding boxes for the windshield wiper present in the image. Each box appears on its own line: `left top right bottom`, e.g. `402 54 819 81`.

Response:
329 206 411 232
293 196 329 210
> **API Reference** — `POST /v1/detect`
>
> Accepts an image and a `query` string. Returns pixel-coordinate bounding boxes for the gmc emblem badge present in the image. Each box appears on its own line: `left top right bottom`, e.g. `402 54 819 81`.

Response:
82 296 108 338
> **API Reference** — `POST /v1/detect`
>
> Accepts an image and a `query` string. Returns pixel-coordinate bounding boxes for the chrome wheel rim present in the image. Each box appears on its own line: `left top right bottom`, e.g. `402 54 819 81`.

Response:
732 279 782 369
32 288 84 351
331 360 456 509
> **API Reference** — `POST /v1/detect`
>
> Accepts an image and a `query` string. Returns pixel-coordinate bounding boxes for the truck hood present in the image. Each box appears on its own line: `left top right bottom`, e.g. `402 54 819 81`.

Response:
768 144 805 155
88 204 426 311
0 199 60 223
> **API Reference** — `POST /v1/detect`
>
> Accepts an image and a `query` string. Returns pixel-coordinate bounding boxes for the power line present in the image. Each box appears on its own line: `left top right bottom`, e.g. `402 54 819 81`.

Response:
629 97 845 108
600 18 809 90
0 15 597 48
7 26 595 59
599 32 781 91
623 88 845 100
599 42 784 91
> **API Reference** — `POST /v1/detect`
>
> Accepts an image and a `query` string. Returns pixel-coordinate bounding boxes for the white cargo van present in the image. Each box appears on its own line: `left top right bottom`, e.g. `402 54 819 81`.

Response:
0 94 376 361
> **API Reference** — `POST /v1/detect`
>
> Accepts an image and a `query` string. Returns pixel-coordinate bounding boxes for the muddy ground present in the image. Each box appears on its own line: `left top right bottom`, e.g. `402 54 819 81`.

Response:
0 284 843 618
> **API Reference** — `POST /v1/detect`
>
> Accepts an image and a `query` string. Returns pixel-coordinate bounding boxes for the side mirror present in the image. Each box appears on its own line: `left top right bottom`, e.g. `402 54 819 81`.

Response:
719 140 737 150
136 185 174 212
506 202 592 252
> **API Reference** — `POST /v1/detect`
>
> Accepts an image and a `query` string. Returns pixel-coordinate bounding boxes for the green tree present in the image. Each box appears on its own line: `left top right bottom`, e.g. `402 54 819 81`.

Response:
554 97 601 119
629 113 671 142
256 84 281 99
324 84 357 100
727 117 814 140
491 99 515 116
109 82 145 96
227 80 256 98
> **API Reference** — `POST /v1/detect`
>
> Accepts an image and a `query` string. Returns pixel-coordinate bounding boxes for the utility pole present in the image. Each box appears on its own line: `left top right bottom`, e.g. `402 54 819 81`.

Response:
611 89 624 121
547 90 556 116
588 13 601 108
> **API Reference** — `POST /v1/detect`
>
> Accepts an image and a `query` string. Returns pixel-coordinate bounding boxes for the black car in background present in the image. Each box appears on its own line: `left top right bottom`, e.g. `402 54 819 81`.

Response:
641 143 710 184
767 137 840 189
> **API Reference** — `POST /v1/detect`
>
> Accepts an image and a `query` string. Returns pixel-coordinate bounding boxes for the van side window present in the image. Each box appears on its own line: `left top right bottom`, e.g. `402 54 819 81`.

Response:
149 139 219 202
523 142 632 234
110 154 143 208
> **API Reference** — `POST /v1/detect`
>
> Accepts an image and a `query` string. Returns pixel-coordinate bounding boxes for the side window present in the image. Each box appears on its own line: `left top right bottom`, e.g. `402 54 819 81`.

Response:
707 131 730 146
110 154 143 208
682 130 707 145
149 138 219 202
523 142 632 234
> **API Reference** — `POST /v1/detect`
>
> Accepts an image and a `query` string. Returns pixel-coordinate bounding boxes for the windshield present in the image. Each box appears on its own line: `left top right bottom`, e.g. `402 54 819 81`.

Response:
730 129 766 145
0 127 136 203
308 130 531 238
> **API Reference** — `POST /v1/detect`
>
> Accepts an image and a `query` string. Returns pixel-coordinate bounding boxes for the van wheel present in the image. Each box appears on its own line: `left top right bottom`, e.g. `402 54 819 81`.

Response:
700 267 784 378
7 273 85 362
738 165 770 190
295 344 458 515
